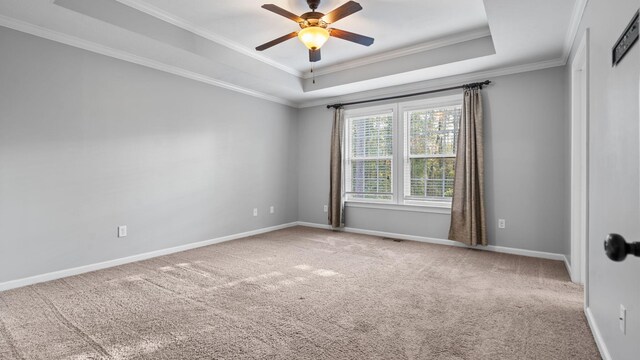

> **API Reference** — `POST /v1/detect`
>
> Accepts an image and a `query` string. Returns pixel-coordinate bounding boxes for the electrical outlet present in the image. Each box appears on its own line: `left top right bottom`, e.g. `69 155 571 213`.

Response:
270 206 275 214
498 219 506 229
620 305 626 334
118 225 127 238
323 205 328 213
253 208 258 217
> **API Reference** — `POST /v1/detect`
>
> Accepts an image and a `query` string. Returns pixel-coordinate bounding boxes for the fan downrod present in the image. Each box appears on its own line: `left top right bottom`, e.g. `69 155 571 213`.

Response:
307 0 321 11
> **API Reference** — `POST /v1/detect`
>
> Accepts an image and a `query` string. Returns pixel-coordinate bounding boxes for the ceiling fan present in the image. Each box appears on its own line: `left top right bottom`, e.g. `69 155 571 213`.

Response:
255 0 374 63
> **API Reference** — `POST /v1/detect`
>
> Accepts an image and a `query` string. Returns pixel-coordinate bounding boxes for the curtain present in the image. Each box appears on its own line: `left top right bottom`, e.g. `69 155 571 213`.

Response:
328 108 345 229
448 87 487 246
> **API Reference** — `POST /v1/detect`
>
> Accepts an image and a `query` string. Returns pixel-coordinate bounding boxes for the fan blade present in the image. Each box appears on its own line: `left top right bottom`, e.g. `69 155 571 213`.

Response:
262 4 303 23
321 1 362 24
330 28 374 46
309 49 321 62
256 32 298 51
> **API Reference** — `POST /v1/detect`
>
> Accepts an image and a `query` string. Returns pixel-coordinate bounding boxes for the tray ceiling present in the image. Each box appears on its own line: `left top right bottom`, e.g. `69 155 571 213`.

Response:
115 0 490 73
0 0 585 107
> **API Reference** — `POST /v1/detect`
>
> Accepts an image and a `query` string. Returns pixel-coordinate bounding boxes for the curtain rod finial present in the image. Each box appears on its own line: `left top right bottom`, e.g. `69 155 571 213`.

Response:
463 80 491 90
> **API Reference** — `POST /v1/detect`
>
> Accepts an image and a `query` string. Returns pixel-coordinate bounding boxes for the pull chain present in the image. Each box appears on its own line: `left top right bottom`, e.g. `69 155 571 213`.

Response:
311 63 315 84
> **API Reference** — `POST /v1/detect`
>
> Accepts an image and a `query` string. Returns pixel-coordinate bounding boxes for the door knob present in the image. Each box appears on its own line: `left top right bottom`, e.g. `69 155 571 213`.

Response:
604 233 640 261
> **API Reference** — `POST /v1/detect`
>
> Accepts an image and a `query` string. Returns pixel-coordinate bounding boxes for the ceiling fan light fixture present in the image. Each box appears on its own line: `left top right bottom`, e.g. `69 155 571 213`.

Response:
256 1 373 63
298 26 330 50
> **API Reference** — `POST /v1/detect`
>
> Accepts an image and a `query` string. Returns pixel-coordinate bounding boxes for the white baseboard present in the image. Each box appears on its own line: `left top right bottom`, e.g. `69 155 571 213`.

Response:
0 222 298 292
296 222 565 261
585 306 612 360
0 221 568 292
296 221 333 230
563 255 573 280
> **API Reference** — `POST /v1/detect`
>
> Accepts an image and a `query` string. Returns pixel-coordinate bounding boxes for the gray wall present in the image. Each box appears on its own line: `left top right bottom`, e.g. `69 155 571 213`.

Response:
3 3 638 357
570 0 640 358
298 67 569 255
0 27 299 283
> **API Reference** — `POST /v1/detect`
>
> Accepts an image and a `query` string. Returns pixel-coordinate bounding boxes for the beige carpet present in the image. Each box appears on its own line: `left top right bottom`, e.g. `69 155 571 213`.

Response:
0 226 599 359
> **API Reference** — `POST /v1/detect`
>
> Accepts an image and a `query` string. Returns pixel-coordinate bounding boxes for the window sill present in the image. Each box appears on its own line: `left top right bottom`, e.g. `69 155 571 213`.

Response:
345 201 451 214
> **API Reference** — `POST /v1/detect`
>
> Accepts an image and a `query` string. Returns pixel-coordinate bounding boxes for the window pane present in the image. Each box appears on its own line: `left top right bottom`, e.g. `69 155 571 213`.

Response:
409 105 461 156
346 111 393 202
350 113 393 158
351 159 392 195
408 157 455 199
404 100 461 202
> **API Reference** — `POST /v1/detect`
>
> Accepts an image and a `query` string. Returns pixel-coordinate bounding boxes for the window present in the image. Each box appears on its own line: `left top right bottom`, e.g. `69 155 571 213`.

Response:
404 100 461 203
344 95 462 208
344 107 394 202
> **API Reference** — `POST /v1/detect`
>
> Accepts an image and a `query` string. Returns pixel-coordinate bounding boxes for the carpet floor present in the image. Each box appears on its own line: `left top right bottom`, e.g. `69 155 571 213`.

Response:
0 226 600 359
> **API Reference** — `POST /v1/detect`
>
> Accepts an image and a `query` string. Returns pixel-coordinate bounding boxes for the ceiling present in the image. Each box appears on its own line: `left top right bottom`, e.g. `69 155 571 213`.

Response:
120 0 490 73
0 0 586 107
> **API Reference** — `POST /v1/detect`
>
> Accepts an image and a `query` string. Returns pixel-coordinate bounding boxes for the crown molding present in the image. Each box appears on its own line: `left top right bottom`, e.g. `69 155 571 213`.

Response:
113 0 304 78
112 0 584 82
297 57 566 108
302 27 492 79
2 0 587 109
115 0 492 82
561 0 589 63
0 14 296 107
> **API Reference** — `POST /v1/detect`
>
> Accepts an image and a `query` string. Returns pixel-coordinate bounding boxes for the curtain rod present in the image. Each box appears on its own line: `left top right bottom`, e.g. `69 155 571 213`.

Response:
326 80 491 109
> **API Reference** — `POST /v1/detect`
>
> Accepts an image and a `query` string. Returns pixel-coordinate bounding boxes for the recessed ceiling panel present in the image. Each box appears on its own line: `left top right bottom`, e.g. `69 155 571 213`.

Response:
0 0 584 106
116 0 489 72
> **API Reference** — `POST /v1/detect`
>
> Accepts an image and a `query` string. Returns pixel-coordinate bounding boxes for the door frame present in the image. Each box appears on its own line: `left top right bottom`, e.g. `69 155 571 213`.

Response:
570 29 589 304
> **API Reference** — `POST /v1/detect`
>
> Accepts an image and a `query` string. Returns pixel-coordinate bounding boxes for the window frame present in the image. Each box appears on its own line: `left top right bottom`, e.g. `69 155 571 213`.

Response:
343 104 397 204
343 94 462 211
400 95 462 207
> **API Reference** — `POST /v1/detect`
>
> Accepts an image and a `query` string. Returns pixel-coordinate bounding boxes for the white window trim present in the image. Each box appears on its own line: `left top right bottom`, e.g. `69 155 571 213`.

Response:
345 201 452 214
344 104 397 204
343 95 462 213
399 95 462 208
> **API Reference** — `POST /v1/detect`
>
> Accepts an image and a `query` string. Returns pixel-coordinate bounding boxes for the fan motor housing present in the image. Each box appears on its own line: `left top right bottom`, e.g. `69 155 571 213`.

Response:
300 12 325 20
300 12 327 29
307 0 321 10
